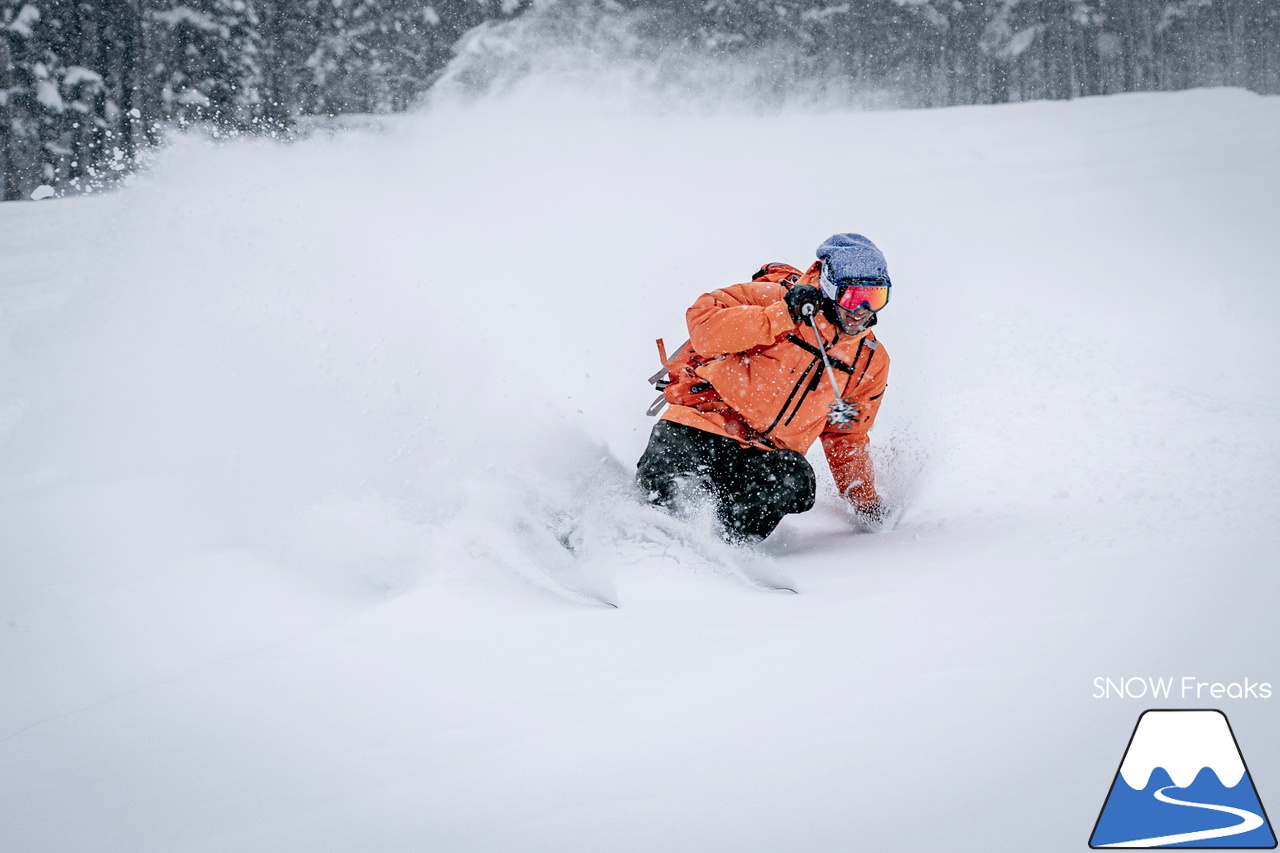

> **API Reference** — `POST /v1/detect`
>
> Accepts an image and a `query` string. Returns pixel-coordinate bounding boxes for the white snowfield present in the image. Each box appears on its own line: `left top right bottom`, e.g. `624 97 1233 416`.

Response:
1119 709 1246 790
0 83 1278 853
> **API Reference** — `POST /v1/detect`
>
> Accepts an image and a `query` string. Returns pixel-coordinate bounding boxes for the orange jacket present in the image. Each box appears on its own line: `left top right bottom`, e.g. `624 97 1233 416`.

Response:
661 262 889 506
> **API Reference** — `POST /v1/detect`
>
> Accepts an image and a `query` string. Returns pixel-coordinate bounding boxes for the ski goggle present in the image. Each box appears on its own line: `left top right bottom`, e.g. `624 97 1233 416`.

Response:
820 264 891 312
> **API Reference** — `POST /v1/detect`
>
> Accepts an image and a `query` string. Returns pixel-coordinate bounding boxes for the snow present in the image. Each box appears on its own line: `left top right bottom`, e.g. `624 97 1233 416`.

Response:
175 87 213 106
0 84 1278 852
63 66 105 88
34 78 63 112
1002 24 1040 58
152 7 224 34
1119 710 1245 789
5 4 39 38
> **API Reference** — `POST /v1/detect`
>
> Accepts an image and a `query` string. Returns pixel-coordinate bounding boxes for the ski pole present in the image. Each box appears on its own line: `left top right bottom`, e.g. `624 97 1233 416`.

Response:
801 303 858 428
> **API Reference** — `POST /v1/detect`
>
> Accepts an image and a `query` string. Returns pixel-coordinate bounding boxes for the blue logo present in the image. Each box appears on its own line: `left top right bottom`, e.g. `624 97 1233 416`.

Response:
1091 709 1276 848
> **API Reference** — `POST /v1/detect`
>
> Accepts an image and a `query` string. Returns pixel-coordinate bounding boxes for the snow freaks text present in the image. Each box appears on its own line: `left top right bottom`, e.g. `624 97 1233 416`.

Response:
1093 677 1273 700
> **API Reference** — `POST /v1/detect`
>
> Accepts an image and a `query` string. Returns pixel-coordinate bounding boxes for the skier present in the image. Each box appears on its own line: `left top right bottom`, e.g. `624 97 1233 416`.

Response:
638 233 892 542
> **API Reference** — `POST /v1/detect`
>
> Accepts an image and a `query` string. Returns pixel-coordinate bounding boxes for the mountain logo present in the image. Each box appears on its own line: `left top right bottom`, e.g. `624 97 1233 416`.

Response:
1090 709 1276 848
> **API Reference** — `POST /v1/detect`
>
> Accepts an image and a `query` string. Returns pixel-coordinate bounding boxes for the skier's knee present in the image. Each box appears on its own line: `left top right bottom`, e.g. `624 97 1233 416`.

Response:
761 449 816 514
720 506 787 543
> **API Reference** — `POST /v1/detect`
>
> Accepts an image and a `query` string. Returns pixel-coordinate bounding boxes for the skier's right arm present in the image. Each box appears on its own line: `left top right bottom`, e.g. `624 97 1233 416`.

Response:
686 282 794 356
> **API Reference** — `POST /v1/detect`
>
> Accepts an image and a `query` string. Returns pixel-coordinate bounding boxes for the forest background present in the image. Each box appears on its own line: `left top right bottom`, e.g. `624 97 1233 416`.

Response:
1 0 1277 201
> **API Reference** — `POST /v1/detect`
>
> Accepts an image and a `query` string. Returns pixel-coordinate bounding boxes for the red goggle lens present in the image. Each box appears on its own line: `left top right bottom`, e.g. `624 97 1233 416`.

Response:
834 283 890 312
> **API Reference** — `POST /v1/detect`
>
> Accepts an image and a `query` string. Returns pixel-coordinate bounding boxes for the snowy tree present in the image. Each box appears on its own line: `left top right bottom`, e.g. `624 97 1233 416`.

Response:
147 1 266 129
2 0 1279 201
281 0 528 116
0 2 120 197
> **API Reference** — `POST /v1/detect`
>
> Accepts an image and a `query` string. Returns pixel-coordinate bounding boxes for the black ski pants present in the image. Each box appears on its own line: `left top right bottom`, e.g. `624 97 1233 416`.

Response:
636 420 816 542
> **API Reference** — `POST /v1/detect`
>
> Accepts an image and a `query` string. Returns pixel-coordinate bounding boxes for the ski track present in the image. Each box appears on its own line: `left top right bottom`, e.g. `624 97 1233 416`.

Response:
1098 786 1265 848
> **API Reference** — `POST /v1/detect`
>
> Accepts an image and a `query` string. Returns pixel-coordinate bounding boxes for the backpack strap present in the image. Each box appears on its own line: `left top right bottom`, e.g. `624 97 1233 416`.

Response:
784 333 857 374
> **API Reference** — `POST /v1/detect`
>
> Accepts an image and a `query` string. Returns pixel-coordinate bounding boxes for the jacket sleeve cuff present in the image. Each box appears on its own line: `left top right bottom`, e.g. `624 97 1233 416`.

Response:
765 301 795 337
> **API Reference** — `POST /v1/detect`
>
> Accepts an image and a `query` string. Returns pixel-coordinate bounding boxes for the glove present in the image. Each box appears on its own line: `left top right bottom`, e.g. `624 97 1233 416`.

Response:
784 284 822 323
853 500 892 532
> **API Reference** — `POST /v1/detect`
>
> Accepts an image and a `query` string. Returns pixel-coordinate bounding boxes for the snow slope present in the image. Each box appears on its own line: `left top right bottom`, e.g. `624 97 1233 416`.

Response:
1 84 1278 852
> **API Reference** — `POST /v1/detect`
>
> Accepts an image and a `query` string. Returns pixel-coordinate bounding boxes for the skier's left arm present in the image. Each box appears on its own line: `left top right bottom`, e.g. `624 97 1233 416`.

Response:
820 349 889 510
